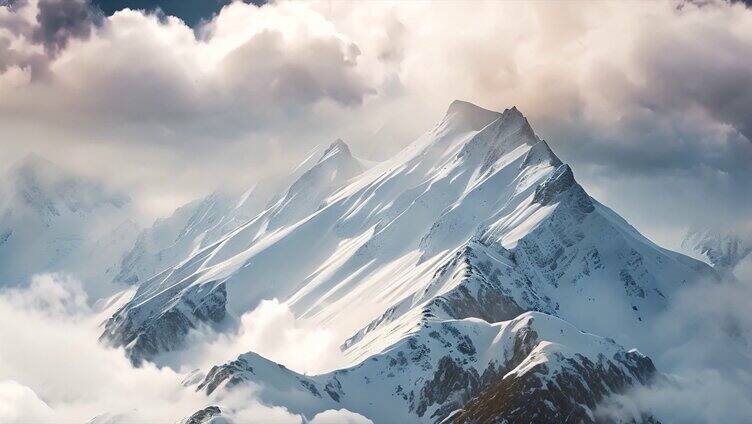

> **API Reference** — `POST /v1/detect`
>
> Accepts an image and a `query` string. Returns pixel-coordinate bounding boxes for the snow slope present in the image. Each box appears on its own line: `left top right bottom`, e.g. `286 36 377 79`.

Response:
111 141 362 286
101 100 714 369
114 188 266 285
101 140 368 364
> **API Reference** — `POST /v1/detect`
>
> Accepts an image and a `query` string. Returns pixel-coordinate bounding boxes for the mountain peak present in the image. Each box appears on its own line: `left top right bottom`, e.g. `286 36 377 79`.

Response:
499 105 533 130
443 100 502 132
316 139 357 169
682 227 752 273
322 139 351 158
446 99 495 115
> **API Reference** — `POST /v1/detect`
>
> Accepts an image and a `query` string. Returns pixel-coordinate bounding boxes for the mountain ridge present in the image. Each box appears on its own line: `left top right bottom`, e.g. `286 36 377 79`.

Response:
185 312 659 423
98 100 713 422
101 101 713 365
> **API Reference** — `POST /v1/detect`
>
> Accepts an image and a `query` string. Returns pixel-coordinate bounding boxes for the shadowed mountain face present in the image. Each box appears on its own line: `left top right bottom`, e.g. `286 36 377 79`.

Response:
98 101 712 422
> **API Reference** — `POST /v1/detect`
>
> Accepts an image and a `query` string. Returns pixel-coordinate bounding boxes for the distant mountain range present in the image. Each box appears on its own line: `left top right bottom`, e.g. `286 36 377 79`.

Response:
682 227 751 277
0 154 137 295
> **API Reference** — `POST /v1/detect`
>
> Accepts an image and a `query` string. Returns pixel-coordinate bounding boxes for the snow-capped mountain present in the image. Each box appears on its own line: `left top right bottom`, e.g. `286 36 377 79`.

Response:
186 312 657 423
0 154 139 290
113 140 367 287
99 100 714 422
682 227 752 276
100 139 368 364
102 101 712 363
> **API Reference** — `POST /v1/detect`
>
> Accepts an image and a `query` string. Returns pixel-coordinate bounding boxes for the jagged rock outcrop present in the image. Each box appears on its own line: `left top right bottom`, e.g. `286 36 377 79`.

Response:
100 281 227 365
179 406 222 424
453 350 656 423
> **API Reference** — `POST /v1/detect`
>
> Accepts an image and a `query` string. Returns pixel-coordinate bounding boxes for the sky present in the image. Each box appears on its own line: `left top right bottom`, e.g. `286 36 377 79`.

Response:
0 0 750 250
93 0 267 27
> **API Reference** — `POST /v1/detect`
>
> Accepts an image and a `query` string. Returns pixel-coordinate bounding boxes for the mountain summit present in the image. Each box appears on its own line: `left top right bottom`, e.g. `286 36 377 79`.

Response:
443 100 502 132
101 101 713 422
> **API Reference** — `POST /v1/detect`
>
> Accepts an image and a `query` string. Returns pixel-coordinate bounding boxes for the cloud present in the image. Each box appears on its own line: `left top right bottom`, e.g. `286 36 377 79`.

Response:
32 0 103 56
158 298 347 375
596 271 752 423
597 370 752 423
309 409 374 424
734 254 752 281
0 273 365 423
2 1 371 130
0 0 375 216
0 273 205 422
0 0 749 246
0 380 55 424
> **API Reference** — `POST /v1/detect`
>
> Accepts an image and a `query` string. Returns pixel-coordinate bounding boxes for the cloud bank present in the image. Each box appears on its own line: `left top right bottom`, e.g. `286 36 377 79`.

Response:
0 274 369 423
597 264 752 422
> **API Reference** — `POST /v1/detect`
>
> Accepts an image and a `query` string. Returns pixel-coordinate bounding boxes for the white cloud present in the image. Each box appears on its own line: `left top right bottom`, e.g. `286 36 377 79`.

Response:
597 273 752 423
0 380 55 424
734 253 752 282
309 409 374 424
0 273 206 422
159 298 347 375
0 0 376 217
598 370 752 424
0 274 363 423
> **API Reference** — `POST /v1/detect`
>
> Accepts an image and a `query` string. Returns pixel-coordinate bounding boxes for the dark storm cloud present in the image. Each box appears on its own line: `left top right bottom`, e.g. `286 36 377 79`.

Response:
32 0 102 56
